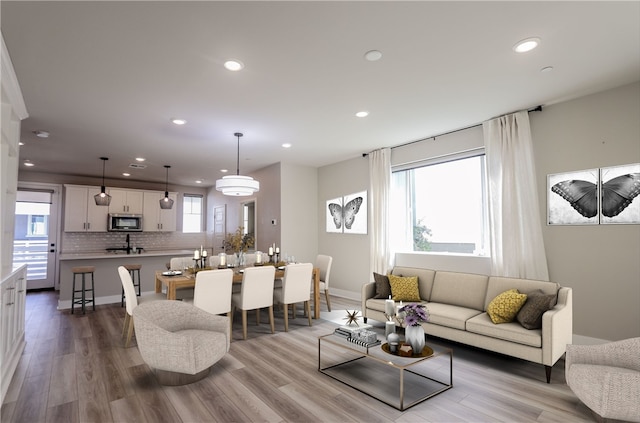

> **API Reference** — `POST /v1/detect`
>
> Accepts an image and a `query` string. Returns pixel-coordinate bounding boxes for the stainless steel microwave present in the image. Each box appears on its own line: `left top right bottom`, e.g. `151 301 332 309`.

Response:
108 213 143 232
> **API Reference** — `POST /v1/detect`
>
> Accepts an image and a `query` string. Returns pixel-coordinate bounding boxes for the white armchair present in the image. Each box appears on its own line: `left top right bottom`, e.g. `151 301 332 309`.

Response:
566 337 640 422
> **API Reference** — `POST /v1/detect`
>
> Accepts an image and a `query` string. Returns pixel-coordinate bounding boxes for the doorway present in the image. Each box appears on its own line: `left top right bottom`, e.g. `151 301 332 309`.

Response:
13 184 60 290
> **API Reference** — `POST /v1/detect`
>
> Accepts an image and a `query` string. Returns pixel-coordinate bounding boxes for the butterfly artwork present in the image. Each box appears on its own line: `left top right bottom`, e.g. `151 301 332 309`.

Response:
548 164 640 225
326 191 368 234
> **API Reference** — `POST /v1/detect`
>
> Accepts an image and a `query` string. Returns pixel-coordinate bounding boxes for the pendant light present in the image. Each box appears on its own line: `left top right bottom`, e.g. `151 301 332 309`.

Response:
215 132 260 196
94 157 112 206
160 165 174 209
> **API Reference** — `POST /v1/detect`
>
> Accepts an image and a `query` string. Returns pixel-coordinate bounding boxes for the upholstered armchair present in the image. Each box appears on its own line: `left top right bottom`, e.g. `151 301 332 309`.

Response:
133 300 230 385
565 337 640 422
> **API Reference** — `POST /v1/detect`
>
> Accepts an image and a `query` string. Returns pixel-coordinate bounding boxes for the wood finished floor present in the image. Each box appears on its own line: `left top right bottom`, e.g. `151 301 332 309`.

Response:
2 290 598 423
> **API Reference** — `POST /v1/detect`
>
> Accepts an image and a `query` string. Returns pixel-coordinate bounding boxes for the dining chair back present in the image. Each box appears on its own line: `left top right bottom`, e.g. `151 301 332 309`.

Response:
274 263 313 331
231 265 276 340
170 256 193 271
193 269 233 325
242 253 256 266
315 254 333 311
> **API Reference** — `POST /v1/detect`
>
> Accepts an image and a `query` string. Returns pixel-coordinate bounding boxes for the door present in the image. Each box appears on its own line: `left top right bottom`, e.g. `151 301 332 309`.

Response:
13 185 60 290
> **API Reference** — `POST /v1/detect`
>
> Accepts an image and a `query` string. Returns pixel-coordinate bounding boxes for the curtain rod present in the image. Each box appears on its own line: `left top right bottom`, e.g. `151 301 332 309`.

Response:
362 105 542 157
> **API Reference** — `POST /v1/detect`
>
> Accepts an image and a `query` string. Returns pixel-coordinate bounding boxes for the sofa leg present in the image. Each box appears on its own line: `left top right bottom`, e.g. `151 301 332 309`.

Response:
545 365 552 383
363 317 367 323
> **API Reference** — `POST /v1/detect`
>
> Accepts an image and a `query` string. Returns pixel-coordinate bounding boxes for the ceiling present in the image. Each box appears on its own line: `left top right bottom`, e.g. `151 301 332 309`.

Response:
2 1 639 188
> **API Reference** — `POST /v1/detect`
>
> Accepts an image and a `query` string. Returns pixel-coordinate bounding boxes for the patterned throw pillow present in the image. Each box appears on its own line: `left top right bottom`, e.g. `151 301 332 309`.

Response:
373 272 392 299
516 289 556 329
388 275 421 302
487 289 528 324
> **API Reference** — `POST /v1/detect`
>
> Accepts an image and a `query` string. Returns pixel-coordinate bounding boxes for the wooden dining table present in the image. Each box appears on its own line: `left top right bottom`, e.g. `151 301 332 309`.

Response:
154 266 322 319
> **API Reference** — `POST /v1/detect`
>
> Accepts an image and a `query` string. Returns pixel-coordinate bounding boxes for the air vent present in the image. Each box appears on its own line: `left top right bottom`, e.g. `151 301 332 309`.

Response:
129 163 147 169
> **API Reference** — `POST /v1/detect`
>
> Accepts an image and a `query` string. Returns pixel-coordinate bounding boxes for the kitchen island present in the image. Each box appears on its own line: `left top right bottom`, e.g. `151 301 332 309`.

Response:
58 250 194 310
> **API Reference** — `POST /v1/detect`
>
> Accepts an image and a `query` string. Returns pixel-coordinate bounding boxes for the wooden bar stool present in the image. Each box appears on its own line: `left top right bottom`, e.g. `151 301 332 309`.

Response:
71 266 96 314
121 264 142 307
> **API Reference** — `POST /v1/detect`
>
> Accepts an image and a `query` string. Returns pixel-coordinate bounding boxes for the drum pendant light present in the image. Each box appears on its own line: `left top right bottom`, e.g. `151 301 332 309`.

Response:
215 132 260 196
160 165 174 209
94 157 112 206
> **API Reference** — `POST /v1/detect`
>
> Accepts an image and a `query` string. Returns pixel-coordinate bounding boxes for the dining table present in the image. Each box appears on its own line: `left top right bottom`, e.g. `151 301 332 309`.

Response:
154 266 322 319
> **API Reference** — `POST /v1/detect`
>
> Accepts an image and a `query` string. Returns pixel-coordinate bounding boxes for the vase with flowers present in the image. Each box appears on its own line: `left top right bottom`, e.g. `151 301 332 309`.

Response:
396 303 429 355
223 226 254 266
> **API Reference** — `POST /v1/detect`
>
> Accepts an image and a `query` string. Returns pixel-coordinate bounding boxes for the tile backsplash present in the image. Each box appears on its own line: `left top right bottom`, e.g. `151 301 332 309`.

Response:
61 231 209 254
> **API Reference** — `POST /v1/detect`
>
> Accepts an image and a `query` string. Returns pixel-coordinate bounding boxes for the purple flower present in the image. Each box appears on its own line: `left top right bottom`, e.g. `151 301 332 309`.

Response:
396 303 429 327
404 314 419 327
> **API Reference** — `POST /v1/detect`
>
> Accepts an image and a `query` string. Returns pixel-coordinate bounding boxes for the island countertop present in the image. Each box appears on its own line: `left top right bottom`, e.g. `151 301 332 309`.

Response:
59 249 194 261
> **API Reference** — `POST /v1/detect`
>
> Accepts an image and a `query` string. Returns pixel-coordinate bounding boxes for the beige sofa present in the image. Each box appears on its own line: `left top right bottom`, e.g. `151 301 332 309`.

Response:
362 266 573 383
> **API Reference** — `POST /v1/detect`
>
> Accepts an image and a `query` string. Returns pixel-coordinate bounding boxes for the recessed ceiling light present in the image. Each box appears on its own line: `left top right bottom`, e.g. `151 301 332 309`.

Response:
540 66 554 73
19 141 24 146
356 111 369 118
282 143 292 148
224 60 244 71
33 130 50 138
513 37 540 53
135 157 146 162
122 172 131 177
220 169 228 173
364 50 382 61
24 160 34 167
171 118 187 125
195 180 203 184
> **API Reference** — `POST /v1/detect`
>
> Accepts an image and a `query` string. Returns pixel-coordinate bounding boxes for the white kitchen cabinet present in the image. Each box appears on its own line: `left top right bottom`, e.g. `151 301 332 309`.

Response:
143 191 177 232
1 265 26 403
108 188 143 214
63 185 108 232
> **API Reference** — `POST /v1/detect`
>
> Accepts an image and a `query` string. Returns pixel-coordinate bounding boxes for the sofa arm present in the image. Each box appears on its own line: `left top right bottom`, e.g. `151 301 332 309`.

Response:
541 286 573 366
362 282 376 319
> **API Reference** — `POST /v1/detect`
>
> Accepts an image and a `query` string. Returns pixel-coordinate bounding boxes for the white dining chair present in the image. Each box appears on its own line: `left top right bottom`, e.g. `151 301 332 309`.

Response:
192 267 233 310
118 266 165 347
273 263 313 331
231 266 276 340
315 254 333 311
169 256 195 300
242 253 256 266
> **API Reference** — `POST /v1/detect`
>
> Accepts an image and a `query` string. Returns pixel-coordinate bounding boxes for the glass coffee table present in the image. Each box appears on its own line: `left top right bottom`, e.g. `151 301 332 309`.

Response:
318 332 452 410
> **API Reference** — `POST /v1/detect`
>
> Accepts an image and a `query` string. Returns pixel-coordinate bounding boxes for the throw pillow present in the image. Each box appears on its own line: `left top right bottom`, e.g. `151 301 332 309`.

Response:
516 289 556 329
373 272 392 299
487 289 528 324
388 275 421 302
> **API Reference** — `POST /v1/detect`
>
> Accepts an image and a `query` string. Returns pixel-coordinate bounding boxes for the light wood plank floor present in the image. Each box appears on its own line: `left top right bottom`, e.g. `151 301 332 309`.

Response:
2 290 598 423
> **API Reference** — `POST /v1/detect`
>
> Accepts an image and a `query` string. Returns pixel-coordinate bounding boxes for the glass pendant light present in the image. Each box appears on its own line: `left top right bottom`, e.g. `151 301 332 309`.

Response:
215 132 260 196
94 157 112 206
160 165 174 209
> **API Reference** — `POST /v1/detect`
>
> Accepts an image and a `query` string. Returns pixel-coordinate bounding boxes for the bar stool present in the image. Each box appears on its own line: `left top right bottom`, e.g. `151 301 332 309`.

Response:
71 266 96 314
121 264 142 307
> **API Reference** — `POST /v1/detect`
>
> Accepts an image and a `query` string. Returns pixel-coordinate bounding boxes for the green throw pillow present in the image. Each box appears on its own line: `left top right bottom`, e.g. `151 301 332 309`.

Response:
373 272 392 299
388 275 421 302
516 289 556 329
487 289 528 324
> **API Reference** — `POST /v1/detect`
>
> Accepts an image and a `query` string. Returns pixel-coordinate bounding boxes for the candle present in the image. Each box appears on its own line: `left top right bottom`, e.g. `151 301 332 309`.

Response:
194 250 200 259
397 301 404 316
385 298 395 317
202 250 207 257
256 251 262 264
219 253 226 267
268 247 273 256
385 321 396 338
275 247 280 254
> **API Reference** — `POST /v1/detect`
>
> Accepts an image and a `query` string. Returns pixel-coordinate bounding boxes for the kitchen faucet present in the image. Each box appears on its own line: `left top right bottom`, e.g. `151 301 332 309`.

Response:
126 234 131 254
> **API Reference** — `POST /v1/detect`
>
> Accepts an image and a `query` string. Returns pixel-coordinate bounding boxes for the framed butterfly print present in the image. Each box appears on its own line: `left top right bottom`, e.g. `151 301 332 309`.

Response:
326 191 368 234
548 163 640 225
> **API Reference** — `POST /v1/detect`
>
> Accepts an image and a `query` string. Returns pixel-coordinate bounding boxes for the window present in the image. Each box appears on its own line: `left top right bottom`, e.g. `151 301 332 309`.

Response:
182 194 203 233
390 154 489 256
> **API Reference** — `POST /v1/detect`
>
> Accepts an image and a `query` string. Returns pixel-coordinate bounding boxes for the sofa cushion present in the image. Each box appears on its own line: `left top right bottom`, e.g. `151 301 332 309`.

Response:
516 289 556 329
425 302 483 330
487 289 528 324
389 275 421 301
485 276 558 310
466 313 542 347
372 272 392 299
366 298 428 314
430 271 489 311
391 267 436 301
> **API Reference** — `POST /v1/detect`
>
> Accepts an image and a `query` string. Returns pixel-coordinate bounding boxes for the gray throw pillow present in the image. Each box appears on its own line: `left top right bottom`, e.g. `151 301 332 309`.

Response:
516 289 556 330
373 272 392 299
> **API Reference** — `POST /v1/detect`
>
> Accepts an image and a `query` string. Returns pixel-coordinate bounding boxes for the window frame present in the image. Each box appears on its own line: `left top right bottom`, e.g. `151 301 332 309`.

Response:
182 194 203 233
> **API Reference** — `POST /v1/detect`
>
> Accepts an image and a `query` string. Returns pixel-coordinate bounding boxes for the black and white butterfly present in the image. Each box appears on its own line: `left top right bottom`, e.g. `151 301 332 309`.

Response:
328 196 363 230
551 173 640 218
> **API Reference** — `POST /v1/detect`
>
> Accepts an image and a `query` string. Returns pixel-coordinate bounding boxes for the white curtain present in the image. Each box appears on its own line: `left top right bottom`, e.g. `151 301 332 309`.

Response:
483 111 549 281
369 148 392 275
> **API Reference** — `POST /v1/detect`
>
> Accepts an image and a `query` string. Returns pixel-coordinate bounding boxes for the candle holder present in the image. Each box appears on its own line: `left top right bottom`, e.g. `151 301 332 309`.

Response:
268 253 274 263
193 257 200 269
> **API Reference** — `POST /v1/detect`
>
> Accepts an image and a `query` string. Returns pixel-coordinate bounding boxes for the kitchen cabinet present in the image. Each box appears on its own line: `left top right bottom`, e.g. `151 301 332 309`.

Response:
1 265 26 402
108 188 143 214
143 191 177 232
63 185 108 232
